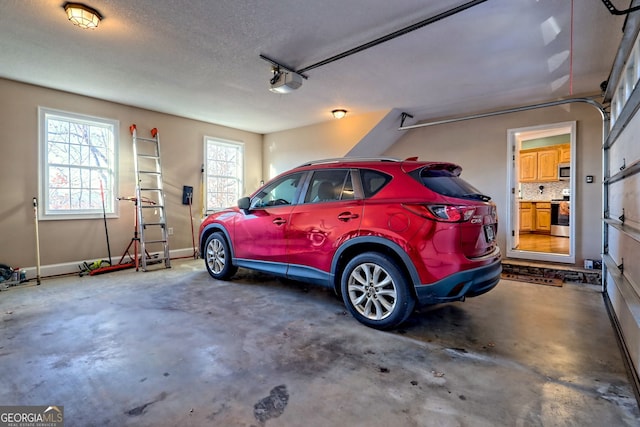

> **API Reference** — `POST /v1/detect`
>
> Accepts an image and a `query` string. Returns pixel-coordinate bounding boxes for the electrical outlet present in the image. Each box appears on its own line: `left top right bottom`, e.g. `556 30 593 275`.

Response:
168 227 174 235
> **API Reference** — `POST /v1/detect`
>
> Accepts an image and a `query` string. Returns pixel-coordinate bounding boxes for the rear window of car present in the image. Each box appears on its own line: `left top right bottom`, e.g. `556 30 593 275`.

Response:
359 169 392 198
410 167 491 201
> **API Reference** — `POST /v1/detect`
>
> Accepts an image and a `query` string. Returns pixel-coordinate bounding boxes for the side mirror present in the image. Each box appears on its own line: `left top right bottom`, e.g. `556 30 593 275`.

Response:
238 197 250 210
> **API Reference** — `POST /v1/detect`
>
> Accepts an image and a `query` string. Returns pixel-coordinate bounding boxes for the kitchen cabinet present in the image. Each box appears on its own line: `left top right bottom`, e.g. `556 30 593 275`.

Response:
537 150 559 181
519 147 560 182
519 152 538 182
519 202 533 231
519 201 551 234
559 144 571 163
534 202 551 232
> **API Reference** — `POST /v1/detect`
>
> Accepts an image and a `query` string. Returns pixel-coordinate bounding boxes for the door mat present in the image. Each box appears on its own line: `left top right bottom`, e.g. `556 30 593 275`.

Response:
501 273 563 287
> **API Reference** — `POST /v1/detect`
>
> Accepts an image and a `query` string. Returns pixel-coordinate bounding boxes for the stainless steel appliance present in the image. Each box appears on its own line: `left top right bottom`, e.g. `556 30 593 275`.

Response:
558 163 570 180
550 197 570 237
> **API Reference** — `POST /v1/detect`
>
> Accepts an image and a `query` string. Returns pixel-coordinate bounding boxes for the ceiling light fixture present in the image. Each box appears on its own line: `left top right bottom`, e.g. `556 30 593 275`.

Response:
332 109 347 119
64 3 102 29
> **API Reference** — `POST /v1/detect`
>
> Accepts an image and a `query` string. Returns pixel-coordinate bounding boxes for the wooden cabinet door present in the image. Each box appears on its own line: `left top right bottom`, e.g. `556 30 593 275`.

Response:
519 152 537 182
535 203 551 232
537 149 559 181
559 144 570 163
519 203 533 231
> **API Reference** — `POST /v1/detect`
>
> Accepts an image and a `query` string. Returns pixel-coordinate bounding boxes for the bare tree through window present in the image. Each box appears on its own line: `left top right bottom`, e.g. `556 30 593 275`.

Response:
205 137 244 213
39 108 117 219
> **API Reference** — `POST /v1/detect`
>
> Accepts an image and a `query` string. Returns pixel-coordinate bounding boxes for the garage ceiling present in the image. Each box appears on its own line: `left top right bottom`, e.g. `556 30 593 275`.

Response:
0 0 626 134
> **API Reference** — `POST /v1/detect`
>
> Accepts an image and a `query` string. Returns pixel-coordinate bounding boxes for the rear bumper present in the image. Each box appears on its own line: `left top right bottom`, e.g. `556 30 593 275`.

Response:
414 257 502 305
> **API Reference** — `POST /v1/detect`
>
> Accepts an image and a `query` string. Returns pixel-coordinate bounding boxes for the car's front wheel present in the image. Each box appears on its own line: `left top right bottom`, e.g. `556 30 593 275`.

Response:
340 252 415 330
204 232 238 280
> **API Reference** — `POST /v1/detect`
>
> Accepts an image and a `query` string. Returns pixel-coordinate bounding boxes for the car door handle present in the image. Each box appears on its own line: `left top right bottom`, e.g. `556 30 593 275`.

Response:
337 212 359 222
272 217 287 225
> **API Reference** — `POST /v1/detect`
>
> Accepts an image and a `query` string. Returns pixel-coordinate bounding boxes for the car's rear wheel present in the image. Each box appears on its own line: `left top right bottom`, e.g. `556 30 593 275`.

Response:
204 232 238 280
340 252 415 330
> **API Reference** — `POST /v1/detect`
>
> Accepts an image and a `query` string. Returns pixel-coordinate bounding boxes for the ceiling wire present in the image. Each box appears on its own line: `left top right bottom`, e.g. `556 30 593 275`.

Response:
570 0 574 95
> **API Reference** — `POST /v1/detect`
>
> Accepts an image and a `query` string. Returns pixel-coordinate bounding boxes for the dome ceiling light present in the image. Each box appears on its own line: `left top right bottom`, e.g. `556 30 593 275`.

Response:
64 3 102 29
332 109 347 119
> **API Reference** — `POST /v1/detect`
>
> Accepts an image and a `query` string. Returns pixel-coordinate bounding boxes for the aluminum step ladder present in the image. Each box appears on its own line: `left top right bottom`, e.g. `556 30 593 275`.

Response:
130 124 171 271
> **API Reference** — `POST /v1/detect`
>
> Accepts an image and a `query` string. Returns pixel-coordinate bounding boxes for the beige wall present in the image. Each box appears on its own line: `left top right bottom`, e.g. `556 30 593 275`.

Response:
384 103 604 265
262 110 388 180
262 103 603 267
0 77 605 274
0 79 262 273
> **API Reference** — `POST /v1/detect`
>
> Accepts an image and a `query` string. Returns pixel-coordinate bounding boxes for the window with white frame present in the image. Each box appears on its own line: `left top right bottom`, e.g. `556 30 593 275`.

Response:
38 107 118 220
204 137 244 213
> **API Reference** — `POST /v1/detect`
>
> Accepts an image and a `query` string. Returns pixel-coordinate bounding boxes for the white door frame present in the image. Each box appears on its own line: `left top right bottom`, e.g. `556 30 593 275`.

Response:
506 121 576 264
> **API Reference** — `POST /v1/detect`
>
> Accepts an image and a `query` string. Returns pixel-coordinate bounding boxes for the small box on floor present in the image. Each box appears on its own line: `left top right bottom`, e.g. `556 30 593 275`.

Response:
584 259 602 270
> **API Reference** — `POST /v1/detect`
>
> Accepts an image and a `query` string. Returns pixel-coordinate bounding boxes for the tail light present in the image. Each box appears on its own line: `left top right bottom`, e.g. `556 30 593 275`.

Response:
403 204 476 223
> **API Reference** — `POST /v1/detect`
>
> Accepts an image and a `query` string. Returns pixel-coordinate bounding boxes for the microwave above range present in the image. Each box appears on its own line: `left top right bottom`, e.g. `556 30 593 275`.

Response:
558 163 570 180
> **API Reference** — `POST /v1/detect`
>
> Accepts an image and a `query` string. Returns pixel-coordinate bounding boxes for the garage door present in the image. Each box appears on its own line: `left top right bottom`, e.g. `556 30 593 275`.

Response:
603 13 640 397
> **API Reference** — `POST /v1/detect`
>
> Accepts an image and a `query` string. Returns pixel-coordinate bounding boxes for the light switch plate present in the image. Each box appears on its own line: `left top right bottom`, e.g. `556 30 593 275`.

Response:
586 175 594 183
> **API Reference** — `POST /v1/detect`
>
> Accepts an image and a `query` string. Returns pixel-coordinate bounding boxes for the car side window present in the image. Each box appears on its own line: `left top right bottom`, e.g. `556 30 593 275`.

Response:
360 169 392 198
304 169 353 203
250 172 303 208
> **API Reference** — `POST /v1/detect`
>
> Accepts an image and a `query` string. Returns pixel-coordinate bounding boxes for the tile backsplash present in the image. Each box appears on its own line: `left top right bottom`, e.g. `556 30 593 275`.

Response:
519 181 569 201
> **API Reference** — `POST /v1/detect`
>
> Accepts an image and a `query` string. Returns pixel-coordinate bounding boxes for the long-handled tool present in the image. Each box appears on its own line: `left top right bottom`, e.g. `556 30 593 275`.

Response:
200 164 205 219
88 196 143 276
99 180 112 266
32 197 41 285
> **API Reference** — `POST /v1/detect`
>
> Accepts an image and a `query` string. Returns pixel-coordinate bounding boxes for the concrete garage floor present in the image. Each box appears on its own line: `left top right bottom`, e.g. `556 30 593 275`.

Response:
1 259 639 426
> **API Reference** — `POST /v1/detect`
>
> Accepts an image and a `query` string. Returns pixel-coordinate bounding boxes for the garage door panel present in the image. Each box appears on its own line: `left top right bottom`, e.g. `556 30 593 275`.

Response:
608 227 640 297
608 180 624 222
609 118 640 169
607 270 640 377
607 227 623 266
609 175 640 229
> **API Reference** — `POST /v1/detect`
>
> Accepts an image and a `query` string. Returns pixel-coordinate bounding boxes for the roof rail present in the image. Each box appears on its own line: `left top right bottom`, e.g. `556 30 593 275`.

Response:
297 157 402 167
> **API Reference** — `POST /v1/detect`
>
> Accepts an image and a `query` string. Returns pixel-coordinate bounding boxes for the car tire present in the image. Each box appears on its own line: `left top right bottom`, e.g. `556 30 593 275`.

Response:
204 232 238 280
340 252 415 330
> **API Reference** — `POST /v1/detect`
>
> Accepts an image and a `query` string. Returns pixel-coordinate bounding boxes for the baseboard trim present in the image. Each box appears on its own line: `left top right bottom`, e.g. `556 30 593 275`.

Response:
18 248 198 280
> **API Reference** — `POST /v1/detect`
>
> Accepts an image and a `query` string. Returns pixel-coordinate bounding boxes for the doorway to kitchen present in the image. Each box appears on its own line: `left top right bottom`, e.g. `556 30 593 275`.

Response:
506 121 576 264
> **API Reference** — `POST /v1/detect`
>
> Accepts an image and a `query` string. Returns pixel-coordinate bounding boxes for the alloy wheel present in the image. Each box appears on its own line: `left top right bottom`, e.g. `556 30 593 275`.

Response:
207 238 226 274
347 262 397 321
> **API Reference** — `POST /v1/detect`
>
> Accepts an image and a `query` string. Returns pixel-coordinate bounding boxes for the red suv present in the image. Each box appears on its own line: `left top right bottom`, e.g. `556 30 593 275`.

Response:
199 157 501 329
